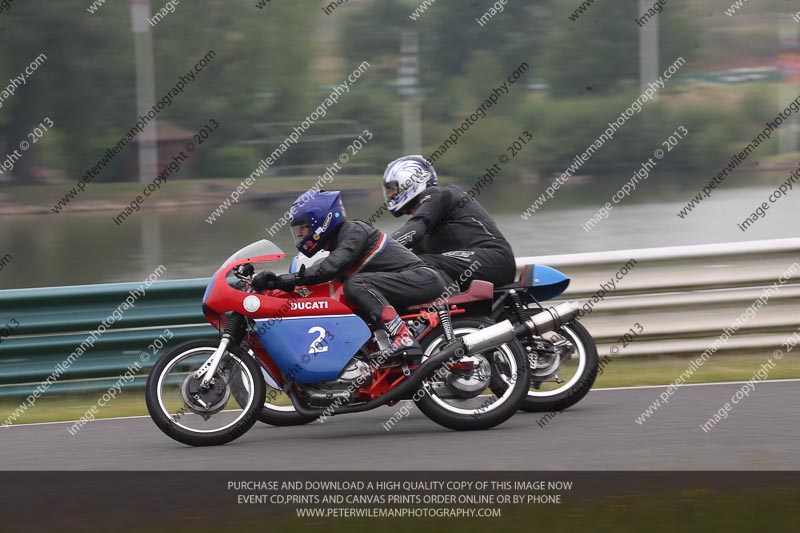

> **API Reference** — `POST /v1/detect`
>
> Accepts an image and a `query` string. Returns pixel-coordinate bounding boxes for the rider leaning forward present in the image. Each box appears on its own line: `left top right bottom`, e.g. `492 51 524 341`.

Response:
252 190 446 358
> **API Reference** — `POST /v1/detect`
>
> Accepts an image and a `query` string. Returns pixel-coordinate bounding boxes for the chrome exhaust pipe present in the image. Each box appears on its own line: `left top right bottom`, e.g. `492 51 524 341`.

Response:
520 301 581 337
461 321 517 353
461 301 581 353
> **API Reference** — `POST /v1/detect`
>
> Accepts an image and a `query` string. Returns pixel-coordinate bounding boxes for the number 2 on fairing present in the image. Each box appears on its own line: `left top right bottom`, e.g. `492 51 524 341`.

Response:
307 326 329 354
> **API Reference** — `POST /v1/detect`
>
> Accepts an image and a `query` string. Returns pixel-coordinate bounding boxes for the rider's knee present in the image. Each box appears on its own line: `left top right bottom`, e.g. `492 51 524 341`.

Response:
343 276 363 299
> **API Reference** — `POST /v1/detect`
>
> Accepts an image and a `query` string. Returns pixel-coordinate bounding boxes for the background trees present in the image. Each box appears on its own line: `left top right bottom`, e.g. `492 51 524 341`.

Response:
0 0 783 184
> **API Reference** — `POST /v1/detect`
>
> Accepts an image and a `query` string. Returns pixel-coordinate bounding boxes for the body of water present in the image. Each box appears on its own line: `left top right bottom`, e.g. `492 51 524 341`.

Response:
0 179 797 289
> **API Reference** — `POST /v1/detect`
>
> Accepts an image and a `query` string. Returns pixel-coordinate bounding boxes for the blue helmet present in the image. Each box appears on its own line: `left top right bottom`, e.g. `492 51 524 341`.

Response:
290 190 347 257
382 155 438 217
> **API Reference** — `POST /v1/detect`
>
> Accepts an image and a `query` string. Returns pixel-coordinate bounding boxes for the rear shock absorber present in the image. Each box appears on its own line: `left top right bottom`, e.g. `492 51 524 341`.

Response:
436 305 455 343
507 289 543 368
508 289 530 323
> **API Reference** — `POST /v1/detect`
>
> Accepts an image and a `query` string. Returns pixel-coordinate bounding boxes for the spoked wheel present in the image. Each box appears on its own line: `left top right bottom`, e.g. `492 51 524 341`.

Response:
145 339 265 446
415 317 530 430
519 320 599 413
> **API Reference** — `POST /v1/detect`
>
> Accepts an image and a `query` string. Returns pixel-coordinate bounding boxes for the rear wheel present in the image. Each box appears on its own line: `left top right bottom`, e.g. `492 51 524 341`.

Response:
415 317 530 430
254 386 318 426
232 364 318 427
519 320 599 413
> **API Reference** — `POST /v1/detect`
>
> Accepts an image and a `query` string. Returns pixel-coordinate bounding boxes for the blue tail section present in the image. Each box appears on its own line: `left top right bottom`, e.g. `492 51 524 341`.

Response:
519 264 570 301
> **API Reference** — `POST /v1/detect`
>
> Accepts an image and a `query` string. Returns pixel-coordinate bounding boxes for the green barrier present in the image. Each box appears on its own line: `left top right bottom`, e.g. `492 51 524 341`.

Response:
0 279 218 398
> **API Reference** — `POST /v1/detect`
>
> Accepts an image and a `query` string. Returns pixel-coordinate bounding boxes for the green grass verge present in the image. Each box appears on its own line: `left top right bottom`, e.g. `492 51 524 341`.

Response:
593 352 800 388
0 393 150 426
1 353 797 425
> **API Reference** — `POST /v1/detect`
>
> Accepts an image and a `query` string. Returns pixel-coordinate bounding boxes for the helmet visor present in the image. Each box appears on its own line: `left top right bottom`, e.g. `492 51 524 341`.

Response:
292 221 318 256
383 179 403 205
291 221 311 242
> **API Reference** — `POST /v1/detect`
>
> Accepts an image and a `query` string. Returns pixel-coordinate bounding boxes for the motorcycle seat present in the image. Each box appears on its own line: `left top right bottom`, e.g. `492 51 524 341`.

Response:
494 282 523 290
407 280 494 311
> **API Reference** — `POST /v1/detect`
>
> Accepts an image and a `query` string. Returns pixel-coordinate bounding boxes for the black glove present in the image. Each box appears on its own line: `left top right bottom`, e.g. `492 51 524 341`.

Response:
274 273 298 292
252 271 298 293
251 271 278 292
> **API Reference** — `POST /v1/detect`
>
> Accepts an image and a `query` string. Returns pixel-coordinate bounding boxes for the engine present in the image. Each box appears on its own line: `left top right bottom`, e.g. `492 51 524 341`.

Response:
304 358 373 408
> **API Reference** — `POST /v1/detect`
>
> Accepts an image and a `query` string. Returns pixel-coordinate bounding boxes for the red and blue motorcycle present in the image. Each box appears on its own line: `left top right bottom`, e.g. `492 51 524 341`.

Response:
252 253 601 423
145 240 579 446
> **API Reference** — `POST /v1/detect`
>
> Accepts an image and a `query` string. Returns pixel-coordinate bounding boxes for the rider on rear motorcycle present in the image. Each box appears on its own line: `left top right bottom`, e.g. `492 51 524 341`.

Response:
252 189 446 357
384 155 517 291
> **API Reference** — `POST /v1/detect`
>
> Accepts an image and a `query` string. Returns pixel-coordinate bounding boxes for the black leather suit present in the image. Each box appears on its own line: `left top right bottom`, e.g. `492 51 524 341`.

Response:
303 220 445 321
391 184 516 290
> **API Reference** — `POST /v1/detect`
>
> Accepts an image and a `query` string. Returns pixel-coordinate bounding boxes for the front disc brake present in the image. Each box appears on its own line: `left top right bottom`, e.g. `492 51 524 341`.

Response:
181 373 231 417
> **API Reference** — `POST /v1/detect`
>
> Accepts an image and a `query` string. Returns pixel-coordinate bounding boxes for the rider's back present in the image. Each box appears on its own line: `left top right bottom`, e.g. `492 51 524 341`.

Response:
409 184 513 257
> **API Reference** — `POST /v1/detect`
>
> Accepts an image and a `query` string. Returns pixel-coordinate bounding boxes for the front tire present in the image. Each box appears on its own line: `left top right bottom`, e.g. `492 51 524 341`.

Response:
415 317 530 430
145 339 265 446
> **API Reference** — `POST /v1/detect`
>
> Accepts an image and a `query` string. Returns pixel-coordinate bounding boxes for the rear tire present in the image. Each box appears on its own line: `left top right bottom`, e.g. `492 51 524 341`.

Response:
229 351 317 427
244 373 316 427
519 321 599 413
256 396 318 427
415 317 530 430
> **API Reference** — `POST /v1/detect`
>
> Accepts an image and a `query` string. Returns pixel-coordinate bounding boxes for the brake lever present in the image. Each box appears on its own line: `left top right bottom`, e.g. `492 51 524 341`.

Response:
233 263 255 281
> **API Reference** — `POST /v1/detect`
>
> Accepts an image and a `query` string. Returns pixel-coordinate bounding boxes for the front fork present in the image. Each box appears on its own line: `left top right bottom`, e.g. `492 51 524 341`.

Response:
192 336 231 388
192 312 248 390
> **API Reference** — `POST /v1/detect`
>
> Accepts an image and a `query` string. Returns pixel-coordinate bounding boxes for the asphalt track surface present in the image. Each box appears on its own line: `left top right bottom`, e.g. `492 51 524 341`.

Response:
2 380 798 470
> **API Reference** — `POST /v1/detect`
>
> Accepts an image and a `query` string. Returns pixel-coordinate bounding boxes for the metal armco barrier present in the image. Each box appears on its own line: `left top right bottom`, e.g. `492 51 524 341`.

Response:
517 237 800 359
0 279 214 398
0 238 798 398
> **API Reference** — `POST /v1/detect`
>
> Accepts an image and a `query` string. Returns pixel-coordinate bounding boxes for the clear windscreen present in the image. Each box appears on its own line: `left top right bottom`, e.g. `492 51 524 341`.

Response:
220 240 285 270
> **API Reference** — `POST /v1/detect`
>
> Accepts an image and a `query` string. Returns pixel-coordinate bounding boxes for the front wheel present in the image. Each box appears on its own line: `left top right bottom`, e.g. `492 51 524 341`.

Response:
519 320 599 413
145 339 265 446
415 317 530 431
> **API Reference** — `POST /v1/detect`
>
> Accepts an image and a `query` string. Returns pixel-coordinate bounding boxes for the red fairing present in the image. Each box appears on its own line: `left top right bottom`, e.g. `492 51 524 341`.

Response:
203 256 357 320
330 282 359 310
256 282 357 319
204 253 360 390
